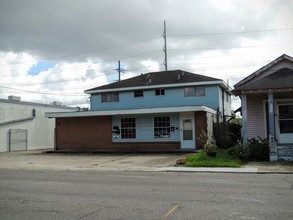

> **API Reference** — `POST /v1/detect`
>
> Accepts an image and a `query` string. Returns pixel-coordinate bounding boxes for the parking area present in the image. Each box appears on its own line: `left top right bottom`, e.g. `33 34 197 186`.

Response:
0 150 188 171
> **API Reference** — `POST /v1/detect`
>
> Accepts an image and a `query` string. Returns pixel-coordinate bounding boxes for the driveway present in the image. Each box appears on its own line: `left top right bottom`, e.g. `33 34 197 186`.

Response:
0 150 188 171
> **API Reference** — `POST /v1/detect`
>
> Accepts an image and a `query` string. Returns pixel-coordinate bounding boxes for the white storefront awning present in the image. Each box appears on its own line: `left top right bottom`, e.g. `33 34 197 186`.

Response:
45 106 216 118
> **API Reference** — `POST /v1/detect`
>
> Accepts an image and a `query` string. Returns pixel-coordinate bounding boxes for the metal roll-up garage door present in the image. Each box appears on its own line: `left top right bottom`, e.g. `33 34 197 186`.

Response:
9 129 28 151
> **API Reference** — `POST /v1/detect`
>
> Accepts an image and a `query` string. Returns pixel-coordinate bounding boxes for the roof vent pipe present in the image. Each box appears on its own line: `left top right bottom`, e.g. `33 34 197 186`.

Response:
146 78 152 85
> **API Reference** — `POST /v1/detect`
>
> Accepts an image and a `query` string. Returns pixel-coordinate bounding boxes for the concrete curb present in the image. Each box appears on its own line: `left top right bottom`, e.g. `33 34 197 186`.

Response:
157 167 259 173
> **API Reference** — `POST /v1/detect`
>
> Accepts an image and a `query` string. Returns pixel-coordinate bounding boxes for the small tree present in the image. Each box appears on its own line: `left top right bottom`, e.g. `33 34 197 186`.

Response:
213 112 241 148
198 129 217 153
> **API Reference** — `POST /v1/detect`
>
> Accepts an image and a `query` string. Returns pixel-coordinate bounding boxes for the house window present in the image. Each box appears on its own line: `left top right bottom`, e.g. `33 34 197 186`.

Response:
184 86 205 97
154 116 170 138
155 88 165 96
279 105 293 133
121 118 136 139
134 90 143 97
101 92 119 102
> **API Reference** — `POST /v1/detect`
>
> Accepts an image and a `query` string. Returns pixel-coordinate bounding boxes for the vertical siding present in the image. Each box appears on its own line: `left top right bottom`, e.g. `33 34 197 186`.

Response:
247 95 266 139
112 113 180 142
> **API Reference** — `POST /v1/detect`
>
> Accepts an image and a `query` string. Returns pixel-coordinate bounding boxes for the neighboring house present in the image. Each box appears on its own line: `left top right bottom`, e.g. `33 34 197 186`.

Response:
46 70 231 152
0 96 75 152
233 54 293 161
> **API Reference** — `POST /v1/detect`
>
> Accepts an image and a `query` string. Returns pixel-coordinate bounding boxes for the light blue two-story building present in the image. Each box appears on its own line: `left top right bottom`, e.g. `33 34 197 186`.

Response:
46 70 231 152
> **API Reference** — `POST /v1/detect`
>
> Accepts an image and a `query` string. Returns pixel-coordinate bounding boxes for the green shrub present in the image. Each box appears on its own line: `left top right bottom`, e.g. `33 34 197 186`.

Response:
228 143 249 156
228 138 269 161
247 138 269 161
213 122 241 149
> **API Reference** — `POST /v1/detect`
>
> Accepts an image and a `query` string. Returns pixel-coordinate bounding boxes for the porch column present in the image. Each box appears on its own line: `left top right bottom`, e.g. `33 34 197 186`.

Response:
268 92 275 139
268 92 277 161
241 93 248 144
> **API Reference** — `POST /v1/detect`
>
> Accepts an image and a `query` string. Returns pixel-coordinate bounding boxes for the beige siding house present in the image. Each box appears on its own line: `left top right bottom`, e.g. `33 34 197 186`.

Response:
233 54 293 161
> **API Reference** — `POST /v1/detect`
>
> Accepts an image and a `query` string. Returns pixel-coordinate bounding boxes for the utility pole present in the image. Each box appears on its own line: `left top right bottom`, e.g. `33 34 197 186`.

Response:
163 20 168 71
114 60 125 81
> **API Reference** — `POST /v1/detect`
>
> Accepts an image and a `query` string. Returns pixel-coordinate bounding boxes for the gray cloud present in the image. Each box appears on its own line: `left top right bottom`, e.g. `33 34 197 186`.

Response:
0 0 279 65
0 0 292 108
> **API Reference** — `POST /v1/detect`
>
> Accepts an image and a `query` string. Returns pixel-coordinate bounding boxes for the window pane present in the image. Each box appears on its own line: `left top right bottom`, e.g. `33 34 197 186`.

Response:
101 92 119 102
280 120 293 133
183 119 193 140
184 86 205 97
195 86 205 96
101 94 107 102
121 118 136 139
184 87 195 97
134 90 143 97
279 105 293 119
155 89 165 96
154 116 170 138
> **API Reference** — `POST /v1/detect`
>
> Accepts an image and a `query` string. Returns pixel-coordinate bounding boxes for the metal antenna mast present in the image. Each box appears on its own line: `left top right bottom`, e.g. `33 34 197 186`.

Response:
163 20 168 71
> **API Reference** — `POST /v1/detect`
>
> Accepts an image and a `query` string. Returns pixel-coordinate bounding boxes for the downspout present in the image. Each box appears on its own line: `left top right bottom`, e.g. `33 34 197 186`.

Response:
222 89 225 122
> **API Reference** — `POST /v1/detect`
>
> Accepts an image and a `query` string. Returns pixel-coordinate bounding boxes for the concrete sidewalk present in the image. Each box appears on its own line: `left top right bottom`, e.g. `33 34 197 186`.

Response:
0 150 292 173
159 163 293 174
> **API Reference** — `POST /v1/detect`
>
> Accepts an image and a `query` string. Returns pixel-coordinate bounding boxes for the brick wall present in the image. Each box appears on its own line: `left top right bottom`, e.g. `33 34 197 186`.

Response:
55 116 180 151
56 116 112 150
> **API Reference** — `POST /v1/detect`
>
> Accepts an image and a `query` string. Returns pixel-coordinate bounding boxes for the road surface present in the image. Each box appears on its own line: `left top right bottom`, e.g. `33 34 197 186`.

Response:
0 169 292 219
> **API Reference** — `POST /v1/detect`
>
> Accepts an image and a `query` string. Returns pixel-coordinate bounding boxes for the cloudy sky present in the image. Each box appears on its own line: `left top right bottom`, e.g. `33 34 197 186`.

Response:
0 0 292 109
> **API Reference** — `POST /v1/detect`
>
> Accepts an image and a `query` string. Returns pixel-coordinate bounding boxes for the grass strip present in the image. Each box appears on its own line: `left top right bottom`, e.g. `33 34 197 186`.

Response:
184 149 243 168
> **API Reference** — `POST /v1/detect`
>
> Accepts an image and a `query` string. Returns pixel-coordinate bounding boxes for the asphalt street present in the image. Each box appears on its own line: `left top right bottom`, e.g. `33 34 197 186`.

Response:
0 169 293 220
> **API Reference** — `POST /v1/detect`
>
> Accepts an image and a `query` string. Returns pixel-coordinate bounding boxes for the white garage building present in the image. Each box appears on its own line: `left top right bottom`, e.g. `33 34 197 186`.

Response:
0 96 76 152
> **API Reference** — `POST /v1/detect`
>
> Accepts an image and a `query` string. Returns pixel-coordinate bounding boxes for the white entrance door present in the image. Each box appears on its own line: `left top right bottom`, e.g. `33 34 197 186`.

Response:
180 118 195 149
277 103 293 144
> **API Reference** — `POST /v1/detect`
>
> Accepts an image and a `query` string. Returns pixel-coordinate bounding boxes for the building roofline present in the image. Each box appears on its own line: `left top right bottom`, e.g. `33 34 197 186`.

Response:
234 54 293 88
85 80 231 94
45 106 217 118
0 98 76 110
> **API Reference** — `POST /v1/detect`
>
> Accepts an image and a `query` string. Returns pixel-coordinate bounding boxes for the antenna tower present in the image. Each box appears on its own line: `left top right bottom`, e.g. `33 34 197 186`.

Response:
163 20 168 71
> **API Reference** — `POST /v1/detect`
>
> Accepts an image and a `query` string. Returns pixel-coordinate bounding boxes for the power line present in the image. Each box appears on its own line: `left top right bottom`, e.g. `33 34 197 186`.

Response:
168 27 293 37
0 85 88 96
169 42 293 51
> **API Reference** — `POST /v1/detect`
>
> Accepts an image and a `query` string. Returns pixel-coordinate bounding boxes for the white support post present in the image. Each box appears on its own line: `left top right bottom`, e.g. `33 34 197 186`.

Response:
268 92 277 161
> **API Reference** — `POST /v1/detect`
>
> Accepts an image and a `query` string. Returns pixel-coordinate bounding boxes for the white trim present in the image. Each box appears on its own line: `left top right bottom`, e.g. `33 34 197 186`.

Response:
180 113 196 149
262 98 293 140
85 80 228 94
46 106 217 118
276 99 293 144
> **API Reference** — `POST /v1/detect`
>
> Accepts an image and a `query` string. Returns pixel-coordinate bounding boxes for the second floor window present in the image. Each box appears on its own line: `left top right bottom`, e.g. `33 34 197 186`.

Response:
184 86 205 97
134 90 144 97
155 88 165 96
101 92 119 102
